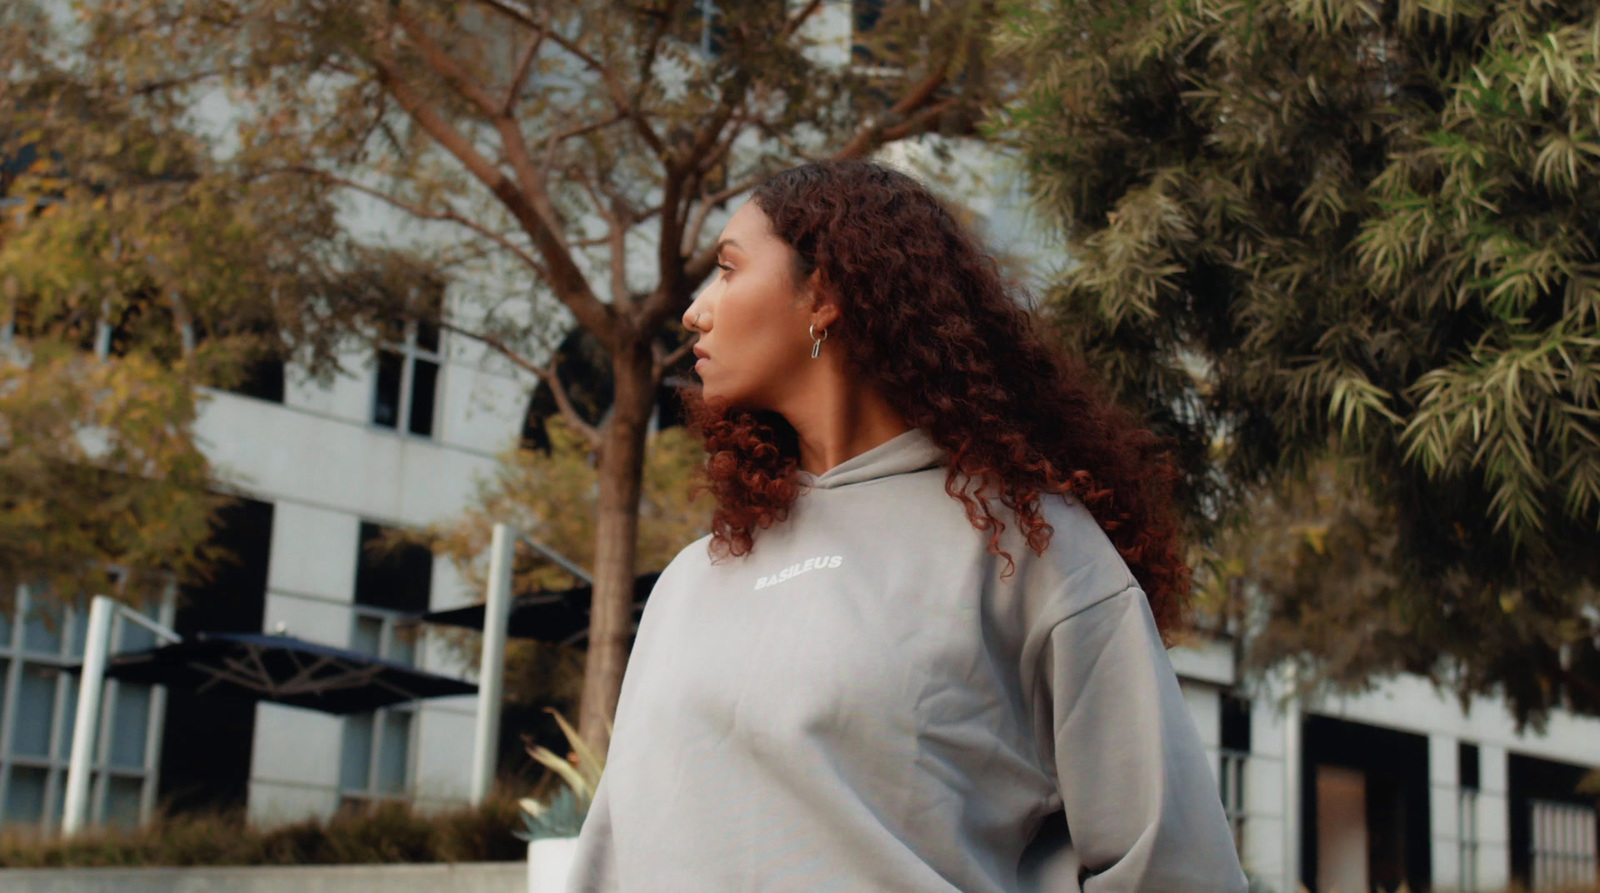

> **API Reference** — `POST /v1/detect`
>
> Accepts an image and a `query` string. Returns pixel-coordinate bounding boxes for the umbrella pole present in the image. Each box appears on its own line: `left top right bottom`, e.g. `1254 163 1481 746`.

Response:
63 594 115 836
470 523 515 805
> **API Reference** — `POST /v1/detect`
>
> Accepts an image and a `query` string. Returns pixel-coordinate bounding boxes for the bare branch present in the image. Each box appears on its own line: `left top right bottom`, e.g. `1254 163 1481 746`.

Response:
474 0 665 157
680 172 765 258
439 320 603 447
502 16 548 114
540 113 628 175
652 336 696 383
833 57 955 160
291 167 549 277
779 0 826 41
394 9 503 119
363 51 615 341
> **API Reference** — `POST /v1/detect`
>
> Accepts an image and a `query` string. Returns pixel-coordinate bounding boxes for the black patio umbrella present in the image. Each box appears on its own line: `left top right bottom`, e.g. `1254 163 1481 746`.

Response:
103 631 477 715
420 571 661 645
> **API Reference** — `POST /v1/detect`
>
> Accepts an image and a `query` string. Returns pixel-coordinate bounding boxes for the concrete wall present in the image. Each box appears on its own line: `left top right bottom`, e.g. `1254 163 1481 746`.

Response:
0 862 523 893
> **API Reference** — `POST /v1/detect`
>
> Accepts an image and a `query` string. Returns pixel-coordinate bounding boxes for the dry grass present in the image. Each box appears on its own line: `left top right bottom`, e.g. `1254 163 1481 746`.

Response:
0 795 526 868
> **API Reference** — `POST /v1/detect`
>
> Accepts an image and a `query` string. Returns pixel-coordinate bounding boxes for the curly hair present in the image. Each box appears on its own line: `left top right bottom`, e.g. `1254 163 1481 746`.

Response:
680 160 1189 635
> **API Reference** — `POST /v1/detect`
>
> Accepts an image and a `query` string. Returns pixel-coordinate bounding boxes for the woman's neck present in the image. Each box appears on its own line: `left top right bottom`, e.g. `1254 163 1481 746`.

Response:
778 366 910 476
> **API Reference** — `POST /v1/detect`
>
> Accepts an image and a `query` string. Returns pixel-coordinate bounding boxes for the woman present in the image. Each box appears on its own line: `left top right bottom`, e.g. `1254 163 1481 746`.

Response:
566 161 1247 892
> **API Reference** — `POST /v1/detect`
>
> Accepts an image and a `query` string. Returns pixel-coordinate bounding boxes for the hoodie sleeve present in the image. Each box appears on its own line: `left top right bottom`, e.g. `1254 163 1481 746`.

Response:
1033 586 1248 893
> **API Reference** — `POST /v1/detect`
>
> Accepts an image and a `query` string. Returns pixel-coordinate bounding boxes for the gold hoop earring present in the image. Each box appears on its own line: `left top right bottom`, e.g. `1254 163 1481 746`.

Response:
809 323 828 359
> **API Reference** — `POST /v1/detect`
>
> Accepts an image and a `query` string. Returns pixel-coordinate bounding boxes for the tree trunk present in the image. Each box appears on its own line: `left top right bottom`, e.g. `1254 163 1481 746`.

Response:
577 332 655 757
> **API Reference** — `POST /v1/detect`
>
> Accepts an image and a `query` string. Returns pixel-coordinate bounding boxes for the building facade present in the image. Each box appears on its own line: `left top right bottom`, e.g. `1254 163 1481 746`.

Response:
1 4 1595 890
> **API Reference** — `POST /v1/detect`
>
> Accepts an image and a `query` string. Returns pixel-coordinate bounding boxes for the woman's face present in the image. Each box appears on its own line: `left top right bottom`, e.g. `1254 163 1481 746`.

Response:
682 201 821 409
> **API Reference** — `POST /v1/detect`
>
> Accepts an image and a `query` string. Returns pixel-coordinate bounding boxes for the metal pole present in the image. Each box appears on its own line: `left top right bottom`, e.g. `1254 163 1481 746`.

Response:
470 523 515 805
63 595 115 836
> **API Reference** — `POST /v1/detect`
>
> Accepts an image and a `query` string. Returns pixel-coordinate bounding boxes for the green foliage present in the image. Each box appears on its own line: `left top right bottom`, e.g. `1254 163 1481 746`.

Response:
1 1 421 609
0 796 526 867
515 708 607 841
1000 0 1600 724
413 416 711 714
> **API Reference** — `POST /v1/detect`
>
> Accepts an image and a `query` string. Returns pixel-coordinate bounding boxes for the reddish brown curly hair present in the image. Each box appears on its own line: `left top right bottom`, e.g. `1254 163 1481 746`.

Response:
680 160 1189 635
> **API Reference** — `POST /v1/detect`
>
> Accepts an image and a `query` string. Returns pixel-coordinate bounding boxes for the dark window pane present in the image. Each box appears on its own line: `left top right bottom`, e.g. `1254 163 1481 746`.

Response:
1460 742 1480 790
388 622 417 667
110 683 151 768
1220 693 1252 752
56 678 77 759
68 596 90 658
408 359 438 438
377 711 411 794
354 523 433 613
415 320 440 354
231 356 285 403
14 665 57 757
3 766 48 825
372 350 403 429
23 597 62 655
341 713 375 791
350 615 383 658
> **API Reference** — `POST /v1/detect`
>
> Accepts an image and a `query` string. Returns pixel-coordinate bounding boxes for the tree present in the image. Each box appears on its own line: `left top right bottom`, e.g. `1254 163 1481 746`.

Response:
418 416 711 760
79 0 1014 752
0 2 380 612
999 0 1600 725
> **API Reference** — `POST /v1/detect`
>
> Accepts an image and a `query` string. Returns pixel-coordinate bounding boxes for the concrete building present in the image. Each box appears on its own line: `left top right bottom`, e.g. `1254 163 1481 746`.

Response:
1 3 1594 890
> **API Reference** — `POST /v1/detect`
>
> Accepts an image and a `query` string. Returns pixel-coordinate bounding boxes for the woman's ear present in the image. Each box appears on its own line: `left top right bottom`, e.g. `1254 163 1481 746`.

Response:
806 272 842 330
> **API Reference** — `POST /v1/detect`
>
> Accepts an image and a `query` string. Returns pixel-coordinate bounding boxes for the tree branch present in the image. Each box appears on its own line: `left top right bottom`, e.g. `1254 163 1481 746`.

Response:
502 16 548 114
363 50 615 341
473 0 664 156
439 320 603 448
833 56 955 160
292 167 550 278
652 336 696 383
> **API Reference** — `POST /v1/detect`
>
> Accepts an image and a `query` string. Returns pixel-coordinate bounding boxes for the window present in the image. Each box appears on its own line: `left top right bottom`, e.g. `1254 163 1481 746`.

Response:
1219 693 1251 852
340 522 430 811
371 318 441 437
1460 742 1481 891
0 582 169 831
1529 799 1597 891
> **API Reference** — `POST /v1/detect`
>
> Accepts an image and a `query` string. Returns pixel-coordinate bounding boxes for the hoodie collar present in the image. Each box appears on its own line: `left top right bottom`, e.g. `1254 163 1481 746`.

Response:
796 427 946 490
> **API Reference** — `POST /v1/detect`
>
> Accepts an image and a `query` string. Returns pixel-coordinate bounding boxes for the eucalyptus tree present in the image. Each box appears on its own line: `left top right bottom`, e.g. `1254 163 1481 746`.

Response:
75 0 1010 751
1000 0 1600 724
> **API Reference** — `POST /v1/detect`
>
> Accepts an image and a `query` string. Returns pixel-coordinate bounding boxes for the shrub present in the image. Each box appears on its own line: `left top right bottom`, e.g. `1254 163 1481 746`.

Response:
0 795 526 868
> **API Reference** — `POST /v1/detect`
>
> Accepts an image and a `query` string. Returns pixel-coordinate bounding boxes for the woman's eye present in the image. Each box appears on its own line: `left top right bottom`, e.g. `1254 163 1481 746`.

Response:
717 262 733 274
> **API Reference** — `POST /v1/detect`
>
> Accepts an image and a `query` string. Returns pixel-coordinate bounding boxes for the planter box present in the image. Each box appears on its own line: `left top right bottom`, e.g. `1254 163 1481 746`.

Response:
0 861 524 893
525 838 578 893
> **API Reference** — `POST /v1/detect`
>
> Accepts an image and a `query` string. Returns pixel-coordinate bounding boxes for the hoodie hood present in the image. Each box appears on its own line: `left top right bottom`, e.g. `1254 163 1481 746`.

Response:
796 426 946 490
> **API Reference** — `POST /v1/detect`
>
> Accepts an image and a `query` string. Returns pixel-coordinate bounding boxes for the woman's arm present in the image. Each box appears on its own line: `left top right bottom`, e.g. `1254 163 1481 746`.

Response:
1035 586 1248 892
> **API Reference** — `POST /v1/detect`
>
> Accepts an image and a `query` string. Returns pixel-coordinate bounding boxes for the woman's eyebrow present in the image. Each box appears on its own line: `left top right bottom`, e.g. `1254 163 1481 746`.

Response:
714 238 743 255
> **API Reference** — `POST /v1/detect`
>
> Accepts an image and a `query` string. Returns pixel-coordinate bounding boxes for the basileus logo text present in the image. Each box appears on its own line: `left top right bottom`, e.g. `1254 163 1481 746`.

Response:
753 555 844 591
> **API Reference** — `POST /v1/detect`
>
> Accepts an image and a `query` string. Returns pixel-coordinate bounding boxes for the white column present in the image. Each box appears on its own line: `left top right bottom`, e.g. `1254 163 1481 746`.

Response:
470 522 515 805
1429 733 1462 891
1241 694 1290 888
1282 671 1302 893
62 595 115 835
1477 745 1511 890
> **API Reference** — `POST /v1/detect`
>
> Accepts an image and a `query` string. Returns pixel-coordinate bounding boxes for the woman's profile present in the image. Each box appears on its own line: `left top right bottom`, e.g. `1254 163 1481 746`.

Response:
566 160 1248 892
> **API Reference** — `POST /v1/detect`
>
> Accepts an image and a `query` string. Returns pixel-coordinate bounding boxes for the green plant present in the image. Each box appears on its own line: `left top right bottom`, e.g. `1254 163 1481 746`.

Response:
516 709 608 842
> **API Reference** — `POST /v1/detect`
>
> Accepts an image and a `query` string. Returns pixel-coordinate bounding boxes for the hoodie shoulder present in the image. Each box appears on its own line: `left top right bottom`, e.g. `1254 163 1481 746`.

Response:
1028 493 1140 624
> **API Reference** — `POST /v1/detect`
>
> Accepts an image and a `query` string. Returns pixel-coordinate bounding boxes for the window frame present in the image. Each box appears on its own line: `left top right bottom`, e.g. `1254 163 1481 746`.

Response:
338 605 420 811
0 580 172 832
371 320 444 439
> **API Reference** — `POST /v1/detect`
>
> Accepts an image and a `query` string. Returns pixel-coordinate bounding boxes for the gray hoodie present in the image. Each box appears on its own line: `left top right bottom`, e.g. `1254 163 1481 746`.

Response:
565 427 1248 892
